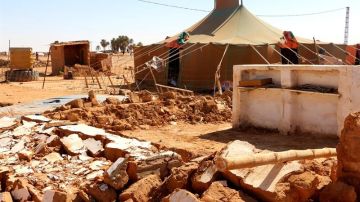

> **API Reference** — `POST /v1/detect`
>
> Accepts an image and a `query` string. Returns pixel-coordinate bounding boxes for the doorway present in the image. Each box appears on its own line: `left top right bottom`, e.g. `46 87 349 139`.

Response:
167 48 180 87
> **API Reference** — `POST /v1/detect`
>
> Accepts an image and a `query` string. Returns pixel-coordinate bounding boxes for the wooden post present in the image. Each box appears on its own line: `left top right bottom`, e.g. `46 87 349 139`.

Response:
149 67 160 93
42 47 51 89
313 37 321 64
214 44 229 95
216 148 336 171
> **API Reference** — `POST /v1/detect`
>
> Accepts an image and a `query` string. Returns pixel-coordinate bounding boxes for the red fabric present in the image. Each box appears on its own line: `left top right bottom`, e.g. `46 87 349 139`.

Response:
166 40 181 48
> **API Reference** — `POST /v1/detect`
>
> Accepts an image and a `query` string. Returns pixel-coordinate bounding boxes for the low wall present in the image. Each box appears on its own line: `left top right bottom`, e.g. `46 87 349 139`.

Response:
233 65 360 136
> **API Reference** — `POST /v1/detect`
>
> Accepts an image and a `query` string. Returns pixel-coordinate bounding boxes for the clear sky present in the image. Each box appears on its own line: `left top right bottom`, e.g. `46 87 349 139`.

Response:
0 0 359 52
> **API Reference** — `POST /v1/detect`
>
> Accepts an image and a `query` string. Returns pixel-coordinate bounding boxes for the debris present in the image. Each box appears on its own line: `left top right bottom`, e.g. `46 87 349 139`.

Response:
10 188 31 202
319 181 357 202
162 189 200 202
83 138 104 157
43 152 63 163
60 134 86 155
119 174 162 202
42 190 68 202
191 158 219 193
85 183 117 202
164 162 198 193
103 158 129 190
0 192 13 202
201 182 249 202
17 150 33 161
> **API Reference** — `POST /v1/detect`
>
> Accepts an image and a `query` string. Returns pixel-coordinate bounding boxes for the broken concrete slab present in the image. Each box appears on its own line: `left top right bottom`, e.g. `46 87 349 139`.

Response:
218 140 304 201
22 115 51 123
103 158 128 190
162 189 199 202
83 138 103 157
60 134 86 156
127 151 183 181
119 174 162 202
0 117 17 131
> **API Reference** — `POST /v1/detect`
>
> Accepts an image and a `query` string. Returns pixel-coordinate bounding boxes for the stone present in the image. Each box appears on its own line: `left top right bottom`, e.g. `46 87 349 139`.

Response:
319 181 357 202
66 112 80 122
0 192 12 202
119 175 162 202
44 152 63 163
66 99 84 109
138 90 154 102
34 143 49 156
11 188 31 201
96 116 112 125
338 112 360 194
103 158 129 190
60 134 86 155
42 190 67 202
104 97 121 105
164 162 198 193
201 182 247 202
83 138 103 157
191 160 219 193
17 150 33 161
46 135 61 147
162 189 199 202
104 143 129 162
85 183 117 202
287 171 320 201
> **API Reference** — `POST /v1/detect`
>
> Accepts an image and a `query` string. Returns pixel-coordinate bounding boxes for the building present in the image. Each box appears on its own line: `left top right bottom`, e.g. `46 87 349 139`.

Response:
50 41 90 75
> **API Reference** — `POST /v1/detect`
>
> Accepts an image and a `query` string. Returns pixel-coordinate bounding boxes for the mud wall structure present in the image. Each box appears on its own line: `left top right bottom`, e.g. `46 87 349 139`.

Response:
233 65 360 136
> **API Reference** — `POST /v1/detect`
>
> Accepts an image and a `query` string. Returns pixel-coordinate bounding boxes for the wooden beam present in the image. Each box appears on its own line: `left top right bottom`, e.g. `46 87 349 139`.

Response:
238 78 272 87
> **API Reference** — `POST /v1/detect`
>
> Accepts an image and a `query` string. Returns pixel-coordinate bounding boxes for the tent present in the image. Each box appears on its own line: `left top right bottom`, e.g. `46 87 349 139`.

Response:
134 0 348 90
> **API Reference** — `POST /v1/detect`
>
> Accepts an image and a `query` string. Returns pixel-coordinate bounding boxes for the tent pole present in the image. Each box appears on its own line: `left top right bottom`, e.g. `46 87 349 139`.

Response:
250 45 270 64
214 44 230 95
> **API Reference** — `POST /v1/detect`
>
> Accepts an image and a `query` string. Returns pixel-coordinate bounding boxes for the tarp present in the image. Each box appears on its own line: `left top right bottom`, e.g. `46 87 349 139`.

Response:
162 6 315 45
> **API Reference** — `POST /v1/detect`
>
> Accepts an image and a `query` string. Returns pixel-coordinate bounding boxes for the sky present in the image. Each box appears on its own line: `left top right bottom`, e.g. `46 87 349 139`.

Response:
0 0 359 52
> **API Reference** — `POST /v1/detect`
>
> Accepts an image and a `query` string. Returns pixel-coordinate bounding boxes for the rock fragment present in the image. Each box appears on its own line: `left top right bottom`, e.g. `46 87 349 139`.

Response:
119 174 162 202
60 134 86 155
103 158 129 190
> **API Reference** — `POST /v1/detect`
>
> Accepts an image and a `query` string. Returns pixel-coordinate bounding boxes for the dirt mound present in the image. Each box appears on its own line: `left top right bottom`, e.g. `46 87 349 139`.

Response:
44 91 232 131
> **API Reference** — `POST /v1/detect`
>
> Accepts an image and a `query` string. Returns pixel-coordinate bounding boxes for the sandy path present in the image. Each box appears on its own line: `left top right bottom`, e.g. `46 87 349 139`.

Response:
122 122 338 157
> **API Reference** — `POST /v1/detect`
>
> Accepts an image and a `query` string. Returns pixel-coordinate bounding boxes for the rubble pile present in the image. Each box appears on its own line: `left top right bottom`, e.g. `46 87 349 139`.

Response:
44 91 232 131
0 115 338 202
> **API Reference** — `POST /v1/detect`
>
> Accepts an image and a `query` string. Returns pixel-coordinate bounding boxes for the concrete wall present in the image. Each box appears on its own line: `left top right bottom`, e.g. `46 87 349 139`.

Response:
233 65 360 137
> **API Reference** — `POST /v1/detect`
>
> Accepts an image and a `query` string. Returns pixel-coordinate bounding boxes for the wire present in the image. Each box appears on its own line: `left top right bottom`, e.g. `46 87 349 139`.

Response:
258 7 346 17
136 0 209 12
136 0 345 18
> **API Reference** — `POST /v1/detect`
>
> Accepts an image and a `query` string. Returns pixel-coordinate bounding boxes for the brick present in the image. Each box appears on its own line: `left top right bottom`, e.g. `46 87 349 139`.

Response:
119 175 162 202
